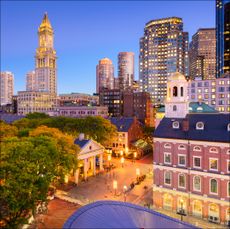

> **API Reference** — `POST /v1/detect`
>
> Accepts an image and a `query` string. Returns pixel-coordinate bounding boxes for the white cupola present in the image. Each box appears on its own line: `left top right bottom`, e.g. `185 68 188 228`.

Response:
165 72 189 118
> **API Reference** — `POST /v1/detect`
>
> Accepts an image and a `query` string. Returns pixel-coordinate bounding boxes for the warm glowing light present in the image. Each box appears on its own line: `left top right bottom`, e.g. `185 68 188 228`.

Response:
108 154 111 161
136 168 140 176
113 180 117 190
134 152 137 158
121 157 124 164
120 151 123 156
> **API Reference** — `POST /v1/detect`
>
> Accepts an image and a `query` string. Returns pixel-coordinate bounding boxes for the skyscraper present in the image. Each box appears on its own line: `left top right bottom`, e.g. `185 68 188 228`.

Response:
139 17 188 105
26 70 36 91
118 52 134 91
216 0 230 77
96 58 114 94
189 29 216 80
0 71 14 105
35 13 57 94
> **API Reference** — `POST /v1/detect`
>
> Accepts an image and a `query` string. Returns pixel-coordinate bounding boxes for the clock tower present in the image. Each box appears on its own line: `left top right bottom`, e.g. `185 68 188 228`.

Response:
165 72 189 118
35 13 57 94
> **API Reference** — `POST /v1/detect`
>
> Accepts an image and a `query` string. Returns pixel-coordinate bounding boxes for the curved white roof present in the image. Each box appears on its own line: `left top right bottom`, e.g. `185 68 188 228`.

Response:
63 201 196 229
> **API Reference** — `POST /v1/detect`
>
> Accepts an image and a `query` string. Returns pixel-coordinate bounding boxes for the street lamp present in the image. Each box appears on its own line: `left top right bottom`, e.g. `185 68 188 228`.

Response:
133 152 137 163
177 199 186 221
113 180 117 196
121 157 125 168
108 154 111 167
120 150 123 157
136 168 140 178
123 185 127 202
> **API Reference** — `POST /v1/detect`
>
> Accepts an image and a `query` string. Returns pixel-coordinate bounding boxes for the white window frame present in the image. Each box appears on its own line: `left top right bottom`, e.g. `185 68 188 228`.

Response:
227 149 230 155
209 179 218 195
227 160 230 173
209 147 218 153
178 154 186 167
178 144 186 150
164 152 172 165
164 171 171 186
193 176 201 192
178 173 186 189
193 156 201 169
164 143 171 149
209 158 218 171
193 146 201 152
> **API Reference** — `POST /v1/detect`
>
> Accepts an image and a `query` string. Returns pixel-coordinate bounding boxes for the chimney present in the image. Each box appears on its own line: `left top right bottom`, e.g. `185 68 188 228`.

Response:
79 133 85 141
182 119 189 132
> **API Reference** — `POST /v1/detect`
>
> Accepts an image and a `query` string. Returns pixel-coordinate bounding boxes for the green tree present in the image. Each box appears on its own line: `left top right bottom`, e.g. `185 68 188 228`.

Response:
26 112 50 119
0 121 18 139
0 129 78 228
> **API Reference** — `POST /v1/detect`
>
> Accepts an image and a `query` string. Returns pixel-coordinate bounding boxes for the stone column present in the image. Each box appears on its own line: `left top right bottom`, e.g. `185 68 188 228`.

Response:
100 153 104 171
74 168 79 185
93 156 96 176
84 159 88 180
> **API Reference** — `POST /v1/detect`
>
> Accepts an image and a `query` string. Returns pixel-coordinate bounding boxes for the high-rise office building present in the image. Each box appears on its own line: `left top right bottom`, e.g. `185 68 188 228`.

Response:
139 17 189 105
35 13 57 94
189 28 216 80
216 0 230 77
0 72 14 105
26 70 36 91
118 52 134 91
96 58 114 94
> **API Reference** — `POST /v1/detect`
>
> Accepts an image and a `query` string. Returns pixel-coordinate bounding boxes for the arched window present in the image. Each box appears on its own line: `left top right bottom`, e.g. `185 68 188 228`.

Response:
180 87 184 97
178 145 186 150
196 122 204 130
173 105 177 111
172 121 179 129
173 86 178 97
193 146 201 152
178 174 186 188
193 176 201 191
164 143 171 149
209 147 218 153
164 171 171 185
210 179 218 194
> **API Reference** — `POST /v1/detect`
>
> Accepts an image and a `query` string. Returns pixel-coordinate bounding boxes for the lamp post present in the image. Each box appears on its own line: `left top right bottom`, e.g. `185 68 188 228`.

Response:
121 157 125 168
123 185 127 202
113 180 117 196
136 168 140 179
108 154 111 169
133 152 137 163
177 199 186 221
120 150 123 157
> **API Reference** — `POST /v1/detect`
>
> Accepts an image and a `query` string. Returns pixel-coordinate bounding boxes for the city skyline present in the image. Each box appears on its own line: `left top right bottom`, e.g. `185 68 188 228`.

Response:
1 1 215 94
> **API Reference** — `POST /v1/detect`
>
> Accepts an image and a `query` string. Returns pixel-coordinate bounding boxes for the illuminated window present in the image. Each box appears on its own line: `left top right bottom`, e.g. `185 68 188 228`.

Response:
209 158 218 171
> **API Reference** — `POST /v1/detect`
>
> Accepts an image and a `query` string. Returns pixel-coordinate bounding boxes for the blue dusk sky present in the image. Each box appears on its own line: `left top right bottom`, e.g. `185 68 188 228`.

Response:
1 0 215 95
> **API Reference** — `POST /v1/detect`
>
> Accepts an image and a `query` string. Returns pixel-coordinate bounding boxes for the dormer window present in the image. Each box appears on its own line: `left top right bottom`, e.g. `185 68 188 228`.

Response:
178 145 186 150
228 124 230 131
197 107 203 112
172 121 179 129
193 146 201 152
196 122 204 130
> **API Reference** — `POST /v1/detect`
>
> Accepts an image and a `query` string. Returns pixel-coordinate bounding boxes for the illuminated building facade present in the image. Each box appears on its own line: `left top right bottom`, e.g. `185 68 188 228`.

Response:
17 91 57 115
35 13 57 94
26 70 36 91
153 72 230 225
118 52 134 91
189 29 216 80
188 74 230 113
139 17 188 105
0 71 14 105
96 58 114 94
216 0 230 77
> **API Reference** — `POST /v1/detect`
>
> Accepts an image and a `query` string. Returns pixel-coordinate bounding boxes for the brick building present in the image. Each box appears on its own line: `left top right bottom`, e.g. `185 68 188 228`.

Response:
153 72 230 225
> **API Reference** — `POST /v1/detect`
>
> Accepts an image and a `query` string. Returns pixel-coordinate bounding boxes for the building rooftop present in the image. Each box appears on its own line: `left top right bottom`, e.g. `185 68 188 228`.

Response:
154 113 230 143
63 201 196 229
109 117 135 132
157 102 218 114
0 114 25 124
74 138 90 148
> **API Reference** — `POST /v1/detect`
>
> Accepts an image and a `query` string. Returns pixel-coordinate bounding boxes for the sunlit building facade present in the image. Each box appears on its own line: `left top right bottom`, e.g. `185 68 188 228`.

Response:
118 52 134 91
0 71 14 105
139 17 188 105
35 13 57 94
189 29 216 80
26 70 36 91
153 72 230 225
216 0 230 77
96 58 114 94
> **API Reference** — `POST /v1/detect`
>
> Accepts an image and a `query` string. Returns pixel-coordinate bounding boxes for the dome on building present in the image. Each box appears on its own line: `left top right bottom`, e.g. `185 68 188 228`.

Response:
63 201 196 229
168 72 186 82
